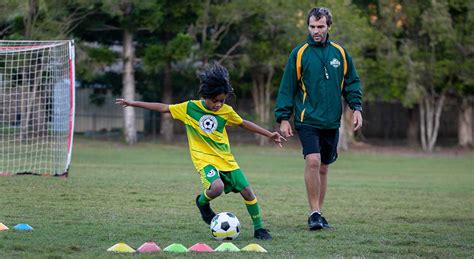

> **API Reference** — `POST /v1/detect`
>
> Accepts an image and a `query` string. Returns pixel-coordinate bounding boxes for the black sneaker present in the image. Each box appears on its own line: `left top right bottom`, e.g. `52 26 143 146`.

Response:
321 216 332 229
195 195 216 225
308 212 324 231
254 228 272 240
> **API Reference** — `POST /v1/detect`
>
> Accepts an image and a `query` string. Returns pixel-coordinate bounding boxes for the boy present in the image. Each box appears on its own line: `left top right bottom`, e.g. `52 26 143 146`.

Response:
116 65 285 240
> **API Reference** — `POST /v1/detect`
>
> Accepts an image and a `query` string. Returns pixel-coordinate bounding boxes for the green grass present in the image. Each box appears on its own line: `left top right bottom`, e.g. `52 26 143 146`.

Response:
0 138 473 258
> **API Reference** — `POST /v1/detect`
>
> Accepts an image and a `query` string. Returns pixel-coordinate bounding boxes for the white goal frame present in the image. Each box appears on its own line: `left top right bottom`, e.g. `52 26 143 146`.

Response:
0 40 75 177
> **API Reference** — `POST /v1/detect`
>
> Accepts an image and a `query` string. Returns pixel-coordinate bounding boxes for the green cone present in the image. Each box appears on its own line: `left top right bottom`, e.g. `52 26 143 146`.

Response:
214 242 240 252
163 243 188 253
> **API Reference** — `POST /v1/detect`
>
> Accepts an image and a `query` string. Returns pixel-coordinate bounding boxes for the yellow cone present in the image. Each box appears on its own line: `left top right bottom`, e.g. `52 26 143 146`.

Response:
241 243 267 252
107 242 136 253
0 223 8 231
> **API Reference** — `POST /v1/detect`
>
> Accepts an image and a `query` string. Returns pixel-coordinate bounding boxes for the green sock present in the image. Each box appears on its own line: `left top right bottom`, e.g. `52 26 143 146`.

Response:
198 191 212 205
245 198 263 230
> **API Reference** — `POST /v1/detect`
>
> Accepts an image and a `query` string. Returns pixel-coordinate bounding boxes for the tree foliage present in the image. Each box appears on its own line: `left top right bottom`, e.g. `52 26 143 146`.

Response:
1 0 471 148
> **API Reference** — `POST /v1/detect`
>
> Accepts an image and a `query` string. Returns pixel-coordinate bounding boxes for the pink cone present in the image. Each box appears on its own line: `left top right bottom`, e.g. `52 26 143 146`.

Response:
188 243 214 252
137 242 161 253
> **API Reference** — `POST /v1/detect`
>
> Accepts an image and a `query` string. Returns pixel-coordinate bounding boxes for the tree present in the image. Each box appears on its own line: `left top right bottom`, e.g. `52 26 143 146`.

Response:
141 0 197 143
396 0 462 152
450 0 474 147
0 0 96 142
188 0 252 66
0 0 96 40
94 0 163 145
236 0 301 145
354 1 415 144
142 33 193 142
322 0 382 149
360 0 472 151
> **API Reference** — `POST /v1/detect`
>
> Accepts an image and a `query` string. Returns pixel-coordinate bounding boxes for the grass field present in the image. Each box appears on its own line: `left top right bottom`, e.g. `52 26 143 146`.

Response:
0 138 473 258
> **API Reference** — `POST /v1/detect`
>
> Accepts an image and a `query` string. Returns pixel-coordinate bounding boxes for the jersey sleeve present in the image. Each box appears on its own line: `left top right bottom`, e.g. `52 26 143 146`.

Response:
226 106 243 126
169 101 188 122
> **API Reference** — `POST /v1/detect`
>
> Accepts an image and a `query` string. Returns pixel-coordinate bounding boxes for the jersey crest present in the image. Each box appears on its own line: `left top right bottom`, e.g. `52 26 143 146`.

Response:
199 114 218 134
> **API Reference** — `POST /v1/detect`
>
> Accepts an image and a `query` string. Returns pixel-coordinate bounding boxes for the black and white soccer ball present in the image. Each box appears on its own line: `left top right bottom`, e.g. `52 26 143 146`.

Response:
210 212 240 241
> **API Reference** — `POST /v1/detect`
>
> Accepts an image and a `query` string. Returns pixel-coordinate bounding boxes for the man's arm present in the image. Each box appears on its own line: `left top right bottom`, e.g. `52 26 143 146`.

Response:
341 50 363 131
275 50 299 124
115 98 170 113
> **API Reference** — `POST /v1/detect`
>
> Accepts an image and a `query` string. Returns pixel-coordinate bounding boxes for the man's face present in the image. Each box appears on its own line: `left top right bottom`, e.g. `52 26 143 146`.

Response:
308 16 329 43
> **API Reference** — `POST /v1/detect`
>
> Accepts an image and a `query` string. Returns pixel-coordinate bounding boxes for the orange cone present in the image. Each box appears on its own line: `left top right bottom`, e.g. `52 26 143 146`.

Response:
0 223 9 231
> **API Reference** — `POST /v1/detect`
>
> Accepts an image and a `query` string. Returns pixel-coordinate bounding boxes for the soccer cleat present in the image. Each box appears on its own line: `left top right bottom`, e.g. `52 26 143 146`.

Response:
254 228 272 240
321 216 332 229
308 212 324 231
195 195 216 225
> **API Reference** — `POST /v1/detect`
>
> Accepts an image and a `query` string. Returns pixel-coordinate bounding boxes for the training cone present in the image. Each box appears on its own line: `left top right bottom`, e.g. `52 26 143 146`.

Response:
137 242 161 253
241 243 268 252
214 242 240 252
188 243 214 252
107 243 136 253
13 224 33 231
163 243 188 253
0 223 9 231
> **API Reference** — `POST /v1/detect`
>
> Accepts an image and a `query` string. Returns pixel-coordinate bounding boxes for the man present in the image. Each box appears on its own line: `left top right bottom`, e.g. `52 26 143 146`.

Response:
275 7 363 231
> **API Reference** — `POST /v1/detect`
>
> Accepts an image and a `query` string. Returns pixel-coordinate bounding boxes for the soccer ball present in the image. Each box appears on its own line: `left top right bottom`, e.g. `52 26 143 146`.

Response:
210 212 240 241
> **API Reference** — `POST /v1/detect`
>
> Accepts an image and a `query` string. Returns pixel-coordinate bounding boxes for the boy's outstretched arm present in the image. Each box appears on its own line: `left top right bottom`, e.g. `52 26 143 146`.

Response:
115 98 170 113
239 120 286 147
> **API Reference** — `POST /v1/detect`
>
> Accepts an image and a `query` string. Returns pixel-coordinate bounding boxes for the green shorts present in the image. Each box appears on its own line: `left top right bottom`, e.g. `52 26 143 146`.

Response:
199 165 249 193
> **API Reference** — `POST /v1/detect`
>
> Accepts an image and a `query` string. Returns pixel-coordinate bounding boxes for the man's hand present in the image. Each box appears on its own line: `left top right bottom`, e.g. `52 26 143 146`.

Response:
353 110 363 131
280 120 293 138
269 132 287 148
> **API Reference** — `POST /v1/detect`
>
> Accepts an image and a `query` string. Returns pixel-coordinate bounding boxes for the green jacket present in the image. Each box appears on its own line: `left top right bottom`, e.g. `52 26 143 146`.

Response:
275 34 362 129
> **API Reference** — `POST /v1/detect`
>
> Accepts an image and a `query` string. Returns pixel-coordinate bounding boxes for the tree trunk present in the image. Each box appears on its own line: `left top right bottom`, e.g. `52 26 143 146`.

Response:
24 0 38 38
122 29 137 145
20 0 39 142
160 63 174 143
458 98 473 147
201 0 210 65
251 65 273 146
419 91 446 152
338 112 348 151
406 107 418 147
338 104 354 151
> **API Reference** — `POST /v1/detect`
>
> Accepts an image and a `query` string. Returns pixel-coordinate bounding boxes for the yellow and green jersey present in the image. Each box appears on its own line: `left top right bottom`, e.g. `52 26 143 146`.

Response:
169 100 243 172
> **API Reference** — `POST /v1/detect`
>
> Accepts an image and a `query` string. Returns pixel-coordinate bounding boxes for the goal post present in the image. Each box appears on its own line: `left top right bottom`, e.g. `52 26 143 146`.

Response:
0 40 75 177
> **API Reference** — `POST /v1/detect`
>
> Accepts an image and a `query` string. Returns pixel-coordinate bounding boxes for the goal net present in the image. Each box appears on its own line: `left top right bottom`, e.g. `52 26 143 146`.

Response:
0 40 75 176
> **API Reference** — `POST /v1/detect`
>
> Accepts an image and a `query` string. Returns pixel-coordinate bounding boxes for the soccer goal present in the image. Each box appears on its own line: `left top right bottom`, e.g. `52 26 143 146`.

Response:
0 40 75 177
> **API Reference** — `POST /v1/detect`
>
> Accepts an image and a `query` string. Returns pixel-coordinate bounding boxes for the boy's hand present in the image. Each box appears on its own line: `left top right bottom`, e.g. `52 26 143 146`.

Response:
115 98 132 107
269 132 287 148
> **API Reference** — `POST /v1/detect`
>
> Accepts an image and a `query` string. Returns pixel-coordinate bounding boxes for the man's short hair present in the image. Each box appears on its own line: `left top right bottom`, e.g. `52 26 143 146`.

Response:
307 7 332 27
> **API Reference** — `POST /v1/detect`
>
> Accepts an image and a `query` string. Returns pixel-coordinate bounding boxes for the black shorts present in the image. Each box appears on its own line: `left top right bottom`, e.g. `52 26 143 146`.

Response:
295 125 339 164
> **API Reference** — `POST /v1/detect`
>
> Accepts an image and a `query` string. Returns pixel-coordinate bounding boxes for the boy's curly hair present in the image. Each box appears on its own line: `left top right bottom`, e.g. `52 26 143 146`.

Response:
197 65 233 99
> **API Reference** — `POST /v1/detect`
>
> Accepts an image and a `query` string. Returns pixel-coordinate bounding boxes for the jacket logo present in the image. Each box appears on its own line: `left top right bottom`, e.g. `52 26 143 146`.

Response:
199 115 218 133
330 58 341 68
